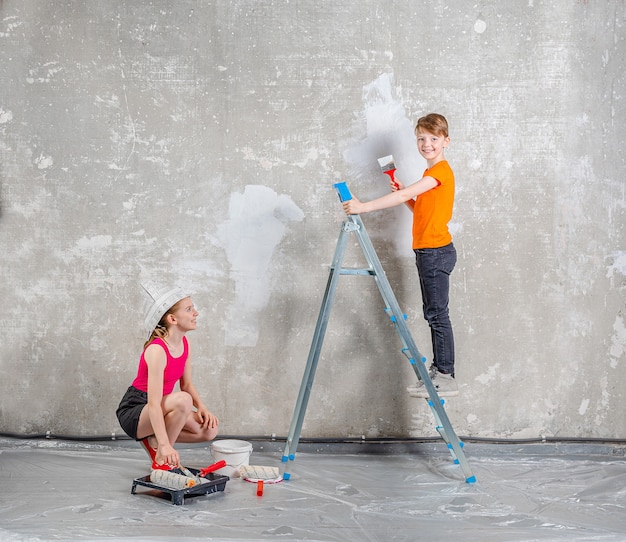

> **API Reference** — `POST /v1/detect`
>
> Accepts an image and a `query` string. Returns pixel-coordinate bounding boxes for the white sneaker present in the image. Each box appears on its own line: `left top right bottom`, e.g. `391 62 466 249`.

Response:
406 365 436 395
408 369 458 398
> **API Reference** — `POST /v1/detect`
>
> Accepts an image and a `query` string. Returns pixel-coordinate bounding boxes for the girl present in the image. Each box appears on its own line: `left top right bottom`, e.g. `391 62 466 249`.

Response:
116 283 219 468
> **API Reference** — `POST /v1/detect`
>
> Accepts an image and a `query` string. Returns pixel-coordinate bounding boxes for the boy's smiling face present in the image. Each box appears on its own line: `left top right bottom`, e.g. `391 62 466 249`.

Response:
416 129 450 165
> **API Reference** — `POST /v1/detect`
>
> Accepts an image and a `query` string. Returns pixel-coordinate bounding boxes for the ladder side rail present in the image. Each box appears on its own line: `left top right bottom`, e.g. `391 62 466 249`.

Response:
351 216 432 387
387 280 475 481
352 215 476 483
281 223 351 479
426 399 461 463
397 312 474 481
377 283 458 458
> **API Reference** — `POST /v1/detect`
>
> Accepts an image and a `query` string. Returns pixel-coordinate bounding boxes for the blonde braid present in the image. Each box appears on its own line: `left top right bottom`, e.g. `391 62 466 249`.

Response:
143 298 185 349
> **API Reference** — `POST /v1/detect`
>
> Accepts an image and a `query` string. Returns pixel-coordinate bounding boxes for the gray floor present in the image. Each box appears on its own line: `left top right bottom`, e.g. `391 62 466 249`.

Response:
1 437 626 541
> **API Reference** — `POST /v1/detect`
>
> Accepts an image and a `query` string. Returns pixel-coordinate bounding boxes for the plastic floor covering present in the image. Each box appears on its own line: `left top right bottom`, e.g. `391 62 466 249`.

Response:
1 437 626 541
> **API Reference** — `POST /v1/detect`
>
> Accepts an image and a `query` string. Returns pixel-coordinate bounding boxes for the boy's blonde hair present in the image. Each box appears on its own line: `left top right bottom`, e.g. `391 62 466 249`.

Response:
415 113 449 138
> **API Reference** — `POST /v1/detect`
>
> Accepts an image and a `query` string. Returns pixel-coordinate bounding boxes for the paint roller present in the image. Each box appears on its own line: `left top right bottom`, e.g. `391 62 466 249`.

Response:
377 155 399 189
239 465 283 484
149 461 226 490
150 468 206 490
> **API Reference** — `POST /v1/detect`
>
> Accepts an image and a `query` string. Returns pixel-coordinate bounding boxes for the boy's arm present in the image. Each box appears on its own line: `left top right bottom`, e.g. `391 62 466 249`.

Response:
391 178 415 212
343 175 438 215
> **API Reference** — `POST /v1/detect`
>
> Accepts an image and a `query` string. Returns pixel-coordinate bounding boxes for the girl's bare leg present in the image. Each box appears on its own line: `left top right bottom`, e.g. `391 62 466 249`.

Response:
175 412 219 443
135 391 194 448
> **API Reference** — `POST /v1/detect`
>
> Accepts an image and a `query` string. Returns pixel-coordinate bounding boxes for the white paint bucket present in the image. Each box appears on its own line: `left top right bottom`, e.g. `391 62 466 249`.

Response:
210 439 253 476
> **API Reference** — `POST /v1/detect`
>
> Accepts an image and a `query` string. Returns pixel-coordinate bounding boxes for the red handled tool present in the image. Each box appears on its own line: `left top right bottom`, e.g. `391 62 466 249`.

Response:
199 460 227 477
378 155 399 190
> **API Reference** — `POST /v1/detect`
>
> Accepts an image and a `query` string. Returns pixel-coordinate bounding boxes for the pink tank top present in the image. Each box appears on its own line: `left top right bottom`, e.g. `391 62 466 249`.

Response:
131 337 188 394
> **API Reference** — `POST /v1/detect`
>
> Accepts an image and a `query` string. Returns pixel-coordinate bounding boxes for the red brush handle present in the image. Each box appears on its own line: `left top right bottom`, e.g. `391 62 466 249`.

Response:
383 169 399 190
199 459 227 477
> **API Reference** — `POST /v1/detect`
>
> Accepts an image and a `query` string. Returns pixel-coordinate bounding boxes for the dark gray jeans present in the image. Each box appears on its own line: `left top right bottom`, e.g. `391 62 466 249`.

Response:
414 243 457 376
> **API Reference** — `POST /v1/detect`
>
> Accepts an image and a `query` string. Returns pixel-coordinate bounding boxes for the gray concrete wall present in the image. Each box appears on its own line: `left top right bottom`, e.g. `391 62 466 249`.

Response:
1 1 624 440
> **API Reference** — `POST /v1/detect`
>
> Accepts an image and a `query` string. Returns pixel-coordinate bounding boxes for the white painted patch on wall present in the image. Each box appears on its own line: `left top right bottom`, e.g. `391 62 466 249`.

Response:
606 250 626 279
0 108 13 123
342 72 426 256
0 15 23 38
468 159 482 171
578 398 590 416
609 315 625 368
474 19 487 34
595 374 611 426
35 154 54 169
26 61 63 84
343 73 425 180
215 185 304 347
606 251 626 364
75 235 113 250
474 362 501 385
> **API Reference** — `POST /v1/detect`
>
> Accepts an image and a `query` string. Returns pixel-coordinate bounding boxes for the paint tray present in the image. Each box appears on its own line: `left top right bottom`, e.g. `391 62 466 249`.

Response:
131 467 229 505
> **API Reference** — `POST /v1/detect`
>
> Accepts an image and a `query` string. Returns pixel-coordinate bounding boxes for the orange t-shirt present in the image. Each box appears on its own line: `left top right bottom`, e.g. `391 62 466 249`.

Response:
412 160 455 249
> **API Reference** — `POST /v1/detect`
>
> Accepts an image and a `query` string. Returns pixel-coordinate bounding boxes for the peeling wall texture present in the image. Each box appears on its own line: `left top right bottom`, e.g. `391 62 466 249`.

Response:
1 1 624 440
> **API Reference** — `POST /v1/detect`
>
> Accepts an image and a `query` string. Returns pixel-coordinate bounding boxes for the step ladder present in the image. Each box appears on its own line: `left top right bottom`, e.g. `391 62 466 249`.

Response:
281 182 476 484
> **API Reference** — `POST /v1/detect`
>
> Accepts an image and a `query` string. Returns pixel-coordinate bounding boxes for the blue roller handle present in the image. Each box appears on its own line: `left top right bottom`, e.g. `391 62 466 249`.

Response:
333 182 352 202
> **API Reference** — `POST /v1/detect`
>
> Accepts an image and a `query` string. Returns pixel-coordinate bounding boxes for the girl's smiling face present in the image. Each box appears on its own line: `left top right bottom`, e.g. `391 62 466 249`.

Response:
416 129 450 165
170 297 198 331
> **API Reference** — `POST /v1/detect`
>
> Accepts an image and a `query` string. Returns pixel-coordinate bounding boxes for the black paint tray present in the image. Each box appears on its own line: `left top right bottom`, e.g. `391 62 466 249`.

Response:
131 467 229 505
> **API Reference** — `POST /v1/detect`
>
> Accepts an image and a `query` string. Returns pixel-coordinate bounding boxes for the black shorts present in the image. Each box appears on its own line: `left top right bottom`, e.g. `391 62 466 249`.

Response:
116 386 148 440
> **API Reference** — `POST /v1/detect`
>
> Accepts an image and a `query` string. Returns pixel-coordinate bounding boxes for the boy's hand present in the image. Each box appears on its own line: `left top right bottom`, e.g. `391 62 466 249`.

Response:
342 197 364 215
391 177 404 191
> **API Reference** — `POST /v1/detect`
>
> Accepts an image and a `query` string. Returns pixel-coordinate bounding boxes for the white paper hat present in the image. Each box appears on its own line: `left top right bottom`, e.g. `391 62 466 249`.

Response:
142 282 193 335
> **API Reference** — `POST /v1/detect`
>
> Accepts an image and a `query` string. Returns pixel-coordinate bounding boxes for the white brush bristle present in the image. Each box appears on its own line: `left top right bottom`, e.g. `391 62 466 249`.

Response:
377 155 395 171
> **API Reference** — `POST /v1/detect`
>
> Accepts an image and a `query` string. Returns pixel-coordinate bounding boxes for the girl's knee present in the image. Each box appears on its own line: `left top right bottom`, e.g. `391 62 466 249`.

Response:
198 428 218 443
170 391 193 413
185 422 218 443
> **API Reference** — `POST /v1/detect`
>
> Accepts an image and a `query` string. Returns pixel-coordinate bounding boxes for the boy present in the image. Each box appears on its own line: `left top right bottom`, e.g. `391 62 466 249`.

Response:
342 113 458 397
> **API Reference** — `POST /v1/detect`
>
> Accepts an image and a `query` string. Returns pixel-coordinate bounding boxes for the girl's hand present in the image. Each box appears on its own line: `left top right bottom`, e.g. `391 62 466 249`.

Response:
195 406 219 429
342 196 364 215
155 443 180 468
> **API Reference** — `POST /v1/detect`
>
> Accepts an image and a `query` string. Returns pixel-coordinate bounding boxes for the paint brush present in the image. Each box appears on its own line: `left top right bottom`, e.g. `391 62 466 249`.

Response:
377 155 399 189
